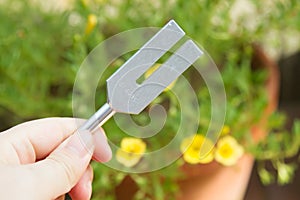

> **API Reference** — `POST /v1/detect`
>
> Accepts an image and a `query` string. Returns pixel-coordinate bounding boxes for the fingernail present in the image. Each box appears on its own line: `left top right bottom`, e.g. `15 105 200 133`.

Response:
66 130 94 158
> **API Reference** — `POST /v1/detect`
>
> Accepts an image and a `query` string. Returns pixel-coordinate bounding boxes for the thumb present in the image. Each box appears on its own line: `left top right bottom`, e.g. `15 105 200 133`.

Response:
32 129 105 199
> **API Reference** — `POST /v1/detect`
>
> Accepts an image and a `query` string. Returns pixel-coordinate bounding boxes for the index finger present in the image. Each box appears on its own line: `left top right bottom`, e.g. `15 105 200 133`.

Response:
2 117 84 161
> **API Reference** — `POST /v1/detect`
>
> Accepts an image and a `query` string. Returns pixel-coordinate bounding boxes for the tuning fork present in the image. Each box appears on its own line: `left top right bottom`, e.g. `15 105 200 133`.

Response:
79 20 203 132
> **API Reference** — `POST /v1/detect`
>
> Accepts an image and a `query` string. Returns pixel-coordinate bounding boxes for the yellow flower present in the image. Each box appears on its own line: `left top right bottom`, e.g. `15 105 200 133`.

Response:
144 63 176 91
85 14 97 35
180 134 214 164
220 125 230 136
116 137 146 167
215 135 244 166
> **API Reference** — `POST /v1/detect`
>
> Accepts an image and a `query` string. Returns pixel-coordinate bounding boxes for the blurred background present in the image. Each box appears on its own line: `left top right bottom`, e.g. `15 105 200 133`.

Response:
0 0 299 199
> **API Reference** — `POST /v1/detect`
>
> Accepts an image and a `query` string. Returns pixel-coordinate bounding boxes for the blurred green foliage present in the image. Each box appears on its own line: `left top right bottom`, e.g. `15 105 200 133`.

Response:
1 0 300 199
1 2 74 119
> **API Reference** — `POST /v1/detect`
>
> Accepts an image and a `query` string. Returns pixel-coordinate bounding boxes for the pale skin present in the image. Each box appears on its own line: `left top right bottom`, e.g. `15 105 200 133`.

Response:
0 117 112 200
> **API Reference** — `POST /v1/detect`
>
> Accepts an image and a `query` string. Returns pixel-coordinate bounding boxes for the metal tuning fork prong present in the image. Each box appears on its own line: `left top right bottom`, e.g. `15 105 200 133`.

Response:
79 20 203 132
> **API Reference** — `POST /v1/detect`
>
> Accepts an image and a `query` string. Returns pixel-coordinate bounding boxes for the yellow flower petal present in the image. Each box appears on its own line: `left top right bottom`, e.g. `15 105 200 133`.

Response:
116 137 146 167
120 137 146 154
116 149 143 167
180 134 214 164
220 125 231 136
215 135 244 166
183 149 203 164
85 14 97 35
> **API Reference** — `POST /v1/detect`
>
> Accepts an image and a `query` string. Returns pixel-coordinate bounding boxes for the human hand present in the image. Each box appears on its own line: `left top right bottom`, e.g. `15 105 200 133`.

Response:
0 117 112 200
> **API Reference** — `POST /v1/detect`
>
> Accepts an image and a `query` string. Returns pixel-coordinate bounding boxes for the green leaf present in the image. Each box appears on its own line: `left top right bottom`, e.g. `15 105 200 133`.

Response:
258 168 275 185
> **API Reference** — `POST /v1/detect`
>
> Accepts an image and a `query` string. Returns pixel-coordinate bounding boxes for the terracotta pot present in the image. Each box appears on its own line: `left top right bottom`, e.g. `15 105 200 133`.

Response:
178 155 254 200
251 44 280 142
177 44 280 200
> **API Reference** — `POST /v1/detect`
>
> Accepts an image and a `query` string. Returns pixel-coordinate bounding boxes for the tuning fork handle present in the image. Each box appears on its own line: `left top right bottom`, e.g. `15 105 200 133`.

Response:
78 103 116 132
